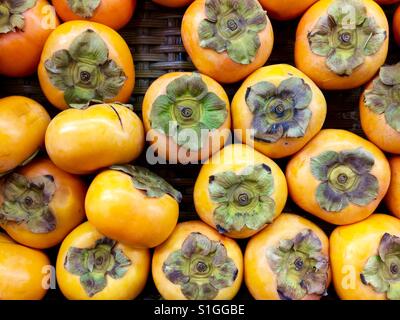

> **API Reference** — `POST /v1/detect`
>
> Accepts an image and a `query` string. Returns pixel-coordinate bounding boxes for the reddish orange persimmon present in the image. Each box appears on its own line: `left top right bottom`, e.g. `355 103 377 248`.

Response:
52 0 136 30
258 0 318 20
152 0 193 7
385 157 400 219
394 5 400 45
0 0 59 77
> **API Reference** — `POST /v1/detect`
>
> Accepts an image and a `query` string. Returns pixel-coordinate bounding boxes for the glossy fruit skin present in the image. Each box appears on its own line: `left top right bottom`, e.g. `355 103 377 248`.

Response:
258 0 317 20
152 220 243 300
232 64 327 159
286 129 391 225
245 213 331 300
295 0 389 90
142 72 231 163
45 103 144 175
0 0 59 77
0 96 50 175
0 158 86 249
153 0 193 7
181 0 274 84
56 222 150 300
360 79 400 154
38 21 134 110
330 214 400 300
194 144 288 239
394 5 400 46
52 0 136 30
85 169 179 248
385 157 400 219
0 241 50 299
376 0 400 4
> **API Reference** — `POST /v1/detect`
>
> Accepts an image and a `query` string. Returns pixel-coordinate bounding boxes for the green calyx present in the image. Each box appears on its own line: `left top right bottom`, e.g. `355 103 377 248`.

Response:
198 0 267 65
67 0 101 18
0 173 56 234
311 148 379 212
364 63 400 132
162 232 238 300
64 237 131 297
45 29 127 109
308 0 386 76
0 0 36 33
208 164 275 233
266 229 329 300
245 77 313 143
361 233 400 300
150 73 227 152
110 165 182 202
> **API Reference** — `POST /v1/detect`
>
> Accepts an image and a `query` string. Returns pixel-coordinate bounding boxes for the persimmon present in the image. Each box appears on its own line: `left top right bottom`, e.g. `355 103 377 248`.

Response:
393 4 400 45
0 241 50 299
376 0 400 4
153 0 193 7
194 144 288 239
181 0 274 83
295 0 389 90
38 21 134 110
258 0 318 21
85 165 181 248
360 62 400 154
0 96 50 175
385 157 400 219
56 221 150 300
152 220 243 300
52 0 136 30
0 158 86 249
245 214 331 300
45 103 144 175
142 72 231 163
232 64 327 159
330 214 400 300
286 129 390 225
0 0 59 77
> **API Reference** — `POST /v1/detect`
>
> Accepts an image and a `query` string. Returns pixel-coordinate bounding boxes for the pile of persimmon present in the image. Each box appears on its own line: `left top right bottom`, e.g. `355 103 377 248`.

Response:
1 0 400 303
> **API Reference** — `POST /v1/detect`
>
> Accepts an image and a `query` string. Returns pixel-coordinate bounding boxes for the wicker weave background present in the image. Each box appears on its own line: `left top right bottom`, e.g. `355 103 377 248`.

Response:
0 0 400 300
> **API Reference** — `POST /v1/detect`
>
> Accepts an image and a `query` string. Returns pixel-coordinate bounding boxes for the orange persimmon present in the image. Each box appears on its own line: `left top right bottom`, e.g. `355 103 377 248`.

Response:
153 0 193 7
286 129 390 225
181 0 274 83
0 0 59 77
258 0 318 21
38 21 134 110
52 0 136 30
295 0 389 90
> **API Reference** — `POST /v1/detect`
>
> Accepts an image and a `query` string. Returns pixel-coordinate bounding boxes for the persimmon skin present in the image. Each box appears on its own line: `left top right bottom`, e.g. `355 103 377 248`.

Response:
394 5 400 46
152 220 243 300
181 0 274 84
0 0 59 77
45 103 145 175
0 241 50 300
232 64 327 159
245 213 331 300
85 169 179 249
376 0 400 4
153 0 193 7
38 21 134 110
385 157 400 219
194 144 288 239
360 80 400 154
0 96 50 175
258 0 318 21
295 0 389 90
0 158 86 249
330 214 400 300
142 72 231 163
52 0 136 30
56 222 150 300
286 129 391 225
